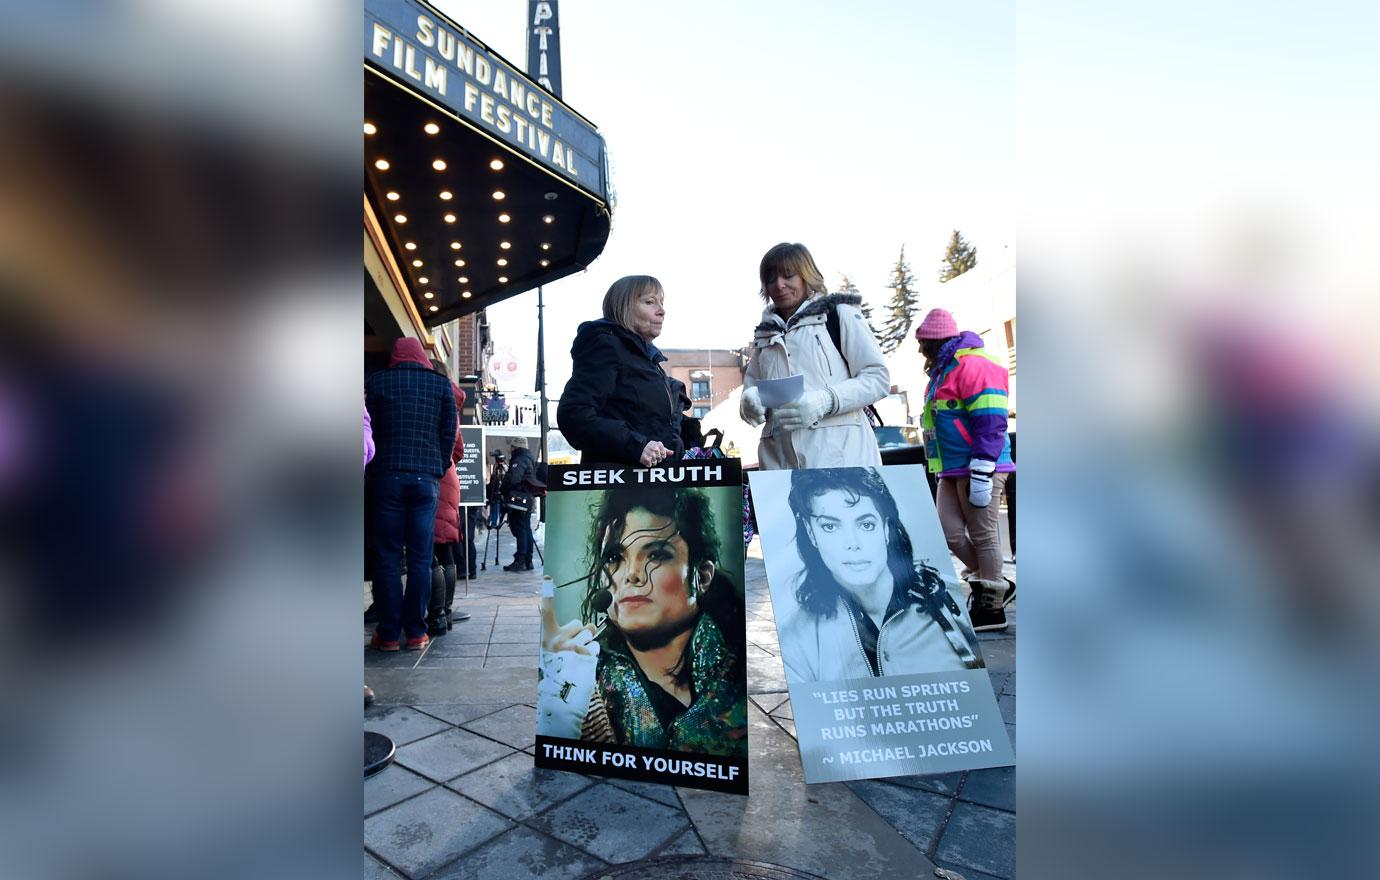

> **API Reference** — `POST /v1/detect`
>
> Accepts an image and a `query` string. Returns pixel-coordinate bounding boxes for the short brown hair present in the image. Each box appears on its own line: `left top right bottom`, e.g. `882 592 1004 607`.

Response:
602 276 664 333
758 242 827 302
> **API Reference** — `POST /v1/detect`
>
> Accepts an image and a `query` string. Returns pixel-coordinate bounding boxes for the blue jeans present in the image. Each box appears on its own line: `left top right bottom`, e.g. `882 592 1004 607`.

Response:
371 471 440 641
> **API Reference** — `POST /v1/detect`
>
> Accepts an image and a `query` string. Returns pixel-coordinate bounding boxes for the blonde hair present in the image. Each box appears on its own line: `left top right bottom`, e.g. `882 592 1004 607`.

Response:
758 242 828 302
602 275 664 333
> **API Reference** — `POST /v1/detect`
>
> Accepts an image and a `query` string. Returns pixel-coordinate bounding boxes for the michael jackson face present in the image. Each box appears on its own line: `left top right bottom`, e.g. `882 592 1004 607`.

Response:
803 489 890 598
601 506 715 649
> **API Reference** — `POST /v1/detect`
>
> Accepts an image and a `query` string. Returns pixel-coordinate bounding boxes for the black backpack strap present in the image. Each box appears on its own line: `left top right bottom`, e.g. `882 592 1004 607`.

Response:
826 305 846 372
823 304 883 427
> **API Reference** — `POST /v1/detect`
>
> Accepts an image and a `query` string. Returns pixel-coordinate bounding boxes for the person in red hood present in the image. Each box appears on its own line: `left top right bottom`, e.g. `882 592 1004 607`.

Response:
365 338 458 651
427 360 471 635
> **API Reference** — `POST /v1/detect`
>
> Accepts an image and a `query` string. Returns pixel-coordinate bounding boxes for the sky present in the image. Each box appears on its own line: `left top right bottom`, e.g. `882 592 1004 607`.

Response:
433 0 1015 397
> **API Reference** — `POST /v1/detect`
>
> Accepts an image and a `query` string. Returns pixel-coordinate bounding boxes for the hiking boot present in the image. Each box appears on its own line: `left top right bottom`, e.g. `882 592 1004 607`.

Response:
968 602 1008 633
426 615 449 637
503 559 525 572
967 580 1009 633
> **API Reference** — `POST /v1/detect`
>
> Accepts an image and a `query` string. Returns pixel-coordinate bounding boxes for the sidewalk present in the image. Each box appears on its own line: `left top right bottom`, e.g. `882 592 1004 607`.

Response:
365 520 1016 880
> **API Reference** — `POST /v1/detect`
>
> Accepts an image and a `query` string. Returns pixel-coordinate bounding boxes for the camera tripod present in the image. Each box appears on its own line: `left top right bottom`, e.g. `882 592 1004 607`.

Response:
480 506 544 570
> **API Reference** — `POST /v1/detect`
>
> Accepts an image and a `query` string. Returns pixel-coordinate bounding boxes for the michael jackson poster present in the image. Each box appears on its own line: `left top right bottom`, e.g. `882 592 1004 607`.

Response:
534 460 748 795
749 464 1013 783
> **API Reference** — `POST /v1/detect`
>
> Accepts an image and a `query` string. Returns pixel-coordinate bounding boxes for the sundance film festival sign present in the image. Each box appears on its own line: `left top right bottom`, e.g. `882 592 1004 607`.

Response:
365 0 605 200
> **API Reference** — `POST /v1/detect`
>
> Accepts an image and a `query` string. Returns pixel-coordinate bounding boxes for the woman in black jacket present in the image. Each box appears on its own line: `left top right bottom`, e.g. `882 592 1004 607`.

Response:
558 276 702 466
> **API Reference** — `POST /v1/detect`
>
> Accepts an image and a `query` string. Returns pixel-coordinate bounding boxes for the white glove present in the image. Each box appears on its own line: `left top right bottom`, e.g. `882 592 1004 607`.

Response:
770 389 835 432
537 575 601 738
968 458 995 508
739 386 765 426
536 647 600 739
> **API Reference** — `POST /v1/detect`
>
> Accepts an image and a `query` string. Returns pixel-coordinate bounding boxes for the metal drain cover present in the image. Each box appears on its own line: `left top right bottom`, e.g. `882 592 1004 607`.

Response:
581 856 832 880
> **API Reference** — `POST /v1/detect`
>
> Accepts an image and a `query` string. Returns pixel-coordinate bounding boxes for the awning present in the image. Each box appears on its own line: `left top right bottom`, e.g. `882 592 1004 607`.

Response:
364 0 611 327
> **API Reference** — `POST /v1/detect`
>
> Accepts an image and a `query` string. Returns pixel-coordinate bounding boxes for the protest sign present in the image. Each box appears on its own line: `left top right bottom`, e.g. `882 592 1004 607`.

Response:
455 426 485 506
749 464 1013 783
534 460 748 794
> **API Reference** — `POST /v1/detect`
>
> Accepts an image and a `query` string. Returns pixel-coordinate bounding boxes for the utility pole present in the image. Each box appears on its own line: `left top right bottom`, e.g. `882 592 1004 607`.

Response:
536 285 549 520
705 348 713 410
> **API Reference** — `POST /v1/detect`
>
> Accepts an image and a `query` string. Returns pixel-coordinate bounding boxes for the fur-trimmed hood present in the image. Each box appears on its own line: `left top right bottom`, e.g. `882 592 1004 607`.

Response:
754 292 862 335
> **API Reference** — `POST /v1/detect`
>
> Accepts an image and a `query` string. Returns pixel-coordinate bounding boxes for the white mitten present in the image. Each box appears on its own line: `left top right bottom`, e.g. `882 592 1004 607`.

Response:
968 458 995 508
739 386 765 426
536 646 600 739
771 389 834 432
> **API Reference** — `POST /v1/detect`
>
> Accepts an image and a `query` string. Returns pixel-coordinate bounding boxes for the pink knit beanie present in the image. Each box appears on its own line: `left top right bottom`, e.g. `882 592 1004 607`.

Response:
915 308 959 340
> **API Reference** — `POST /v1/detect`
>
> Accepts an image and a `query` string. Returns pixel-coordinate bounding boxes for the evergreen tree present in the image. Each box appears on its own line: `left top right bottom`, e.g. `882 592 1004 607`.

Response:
837 274 875 329
939 229 978 282
879 246 918 353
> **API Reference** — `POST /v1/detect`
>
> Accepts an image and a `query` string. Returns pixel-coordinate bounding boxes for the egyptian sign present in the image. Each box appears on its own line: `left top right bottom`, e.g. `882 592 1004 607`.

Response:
534 461 749 795
365 0 605 200
526 0 562 98
455 427 485 506
749 465 1013 783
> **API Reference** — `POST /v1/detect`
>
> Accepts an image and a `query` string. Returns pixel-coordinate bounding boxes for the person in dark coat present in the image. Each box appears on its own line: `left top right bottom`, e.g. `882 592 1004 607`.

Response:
501 437 538 571
365 338 457 651
557 275 702 467
486 450 507 528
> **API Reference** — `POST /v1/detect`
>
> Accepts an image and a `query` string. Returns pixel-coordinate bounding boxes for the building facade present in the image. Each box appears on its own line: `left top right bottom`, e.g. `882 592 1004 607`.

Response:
659 348 749 419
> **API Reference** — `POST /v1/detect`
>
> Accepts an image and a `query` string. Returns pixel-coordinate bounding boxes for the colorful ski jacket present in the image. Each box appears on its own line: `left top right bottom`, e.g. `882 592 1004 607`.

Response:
921 331 1014 477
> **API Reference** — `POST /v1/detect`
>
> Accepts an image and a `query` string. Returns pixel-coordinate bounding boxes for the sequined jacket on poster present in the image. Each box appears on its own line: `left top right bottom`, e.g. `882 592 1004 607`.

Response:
745 293 889 469
777 570 984 684
921 331 1014 477
579 606 748 757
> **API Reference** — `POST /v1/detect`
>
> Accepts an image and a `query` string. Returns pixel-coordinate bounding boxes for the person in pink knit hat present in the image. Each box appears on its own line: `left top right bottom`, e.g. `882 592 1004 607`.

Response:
915 309 1016 632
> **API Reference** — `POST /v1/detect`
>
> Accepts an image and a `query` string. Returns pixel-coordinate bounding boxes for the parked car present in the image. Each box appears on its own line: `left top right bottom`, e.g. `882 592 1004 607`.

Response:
875 425 926 466
874 425 920 450
874 424 935 497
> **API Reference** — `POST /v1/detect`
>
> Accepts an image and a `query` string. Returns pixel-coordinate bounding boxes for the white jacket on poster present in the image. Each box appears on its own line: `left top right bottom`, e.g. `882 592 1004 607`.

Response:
777 589 977 682
745 293 889 469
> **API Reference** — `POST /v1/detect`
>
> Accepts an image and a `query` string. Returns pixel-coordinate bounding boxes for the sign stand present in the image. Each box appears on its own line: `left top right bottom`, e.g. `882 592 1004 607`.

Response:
364 731 395 778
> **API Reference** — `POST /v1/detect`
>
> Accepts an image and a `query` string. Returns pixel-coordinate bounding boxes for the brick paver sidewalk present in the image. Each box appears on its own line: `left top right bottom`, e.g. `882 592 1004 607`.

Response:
365 519 1015 880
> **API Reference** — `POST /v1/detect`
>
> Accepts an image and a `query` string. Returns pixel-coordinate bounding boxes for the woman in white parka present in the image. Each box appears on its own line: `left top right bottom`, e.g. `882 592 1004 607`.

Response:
740 242 890 470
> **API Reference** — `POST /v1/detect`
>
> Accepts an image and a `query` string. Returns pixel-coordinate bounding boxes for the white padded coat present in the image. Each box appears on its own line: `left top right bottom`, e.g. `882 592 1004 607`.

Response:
745 293 889 470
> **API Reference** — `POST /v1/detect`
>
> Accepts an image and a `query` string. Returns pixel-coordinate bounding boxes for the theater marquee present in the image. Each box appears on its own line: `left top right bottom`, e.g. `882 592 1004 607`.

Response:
365 0 606 200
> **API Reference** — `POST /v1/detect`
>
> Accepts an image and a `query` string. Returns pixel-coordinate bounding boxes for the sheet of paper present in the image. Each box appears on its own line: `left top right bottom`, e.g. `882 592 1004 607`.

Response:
756 374 804 409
